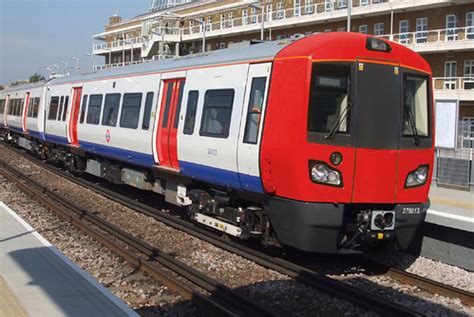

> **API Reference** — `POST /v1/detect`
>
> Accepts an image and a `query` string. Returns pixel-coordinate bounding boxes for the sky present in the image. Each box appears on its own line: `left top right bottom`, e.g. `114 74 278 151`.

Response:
0 0 148 85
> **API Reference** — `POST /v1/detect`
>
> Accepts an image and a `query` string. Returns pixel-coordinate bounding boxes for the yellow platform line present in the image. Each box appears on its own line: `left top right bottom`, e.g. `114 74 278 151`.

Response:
430 196 474 211
0 275 28 317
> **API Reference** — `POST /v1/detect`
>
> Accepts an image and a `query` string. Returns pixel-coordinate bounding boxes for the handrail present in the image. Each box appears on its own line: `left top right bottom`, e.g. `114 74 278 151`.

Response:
378 26 474 45
432 77 474 90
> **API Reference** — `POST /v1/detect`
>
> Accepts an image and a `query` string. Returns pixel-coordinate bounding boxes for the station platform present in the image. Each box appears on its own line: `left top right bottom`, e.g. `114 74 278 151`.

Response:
427 185 474 232
0 202 138 317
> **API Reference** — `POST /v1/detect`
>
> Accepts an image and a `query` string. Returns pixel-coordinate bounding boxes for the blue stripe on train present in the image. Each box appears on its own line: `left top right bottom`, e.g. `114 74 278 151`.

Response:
8 126 24 133
179 161 263 194
28 130 46 141
79 140 155 167
45 134 69 146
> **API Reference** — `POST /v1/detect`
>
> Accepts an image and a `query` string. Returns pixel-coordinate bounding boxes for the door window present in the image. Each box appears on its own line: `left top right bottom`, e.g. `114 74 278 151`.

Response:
243 77 267 144
183 91 199 135
416 17 427 43
79 95 88 124
48 97 59 120
467 12 474 39
446 14 457 41
399 20 409 44
444 61 457 89
142 92 154 130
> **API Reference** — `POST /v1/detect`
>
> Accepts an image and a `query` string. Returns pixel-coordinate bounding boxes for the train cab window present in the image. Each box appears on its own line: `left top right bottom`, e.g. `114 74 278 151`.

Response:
308 64 351 138
58 96 64 121
183 91 199 135
80 95 88 124
243 77 267 144
32 98 40 118
142 92 154 130
86 94 103 125
102 93 121 127
403 75 429 137
120 93 142 129
48 97 59 120
62 96 69 121
199 89 234 138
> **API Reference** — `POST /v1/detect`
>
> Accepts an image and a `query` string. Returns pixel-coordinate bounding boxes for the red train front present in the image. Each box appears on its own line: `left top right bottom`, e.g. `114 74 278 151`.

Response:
261 33 434 253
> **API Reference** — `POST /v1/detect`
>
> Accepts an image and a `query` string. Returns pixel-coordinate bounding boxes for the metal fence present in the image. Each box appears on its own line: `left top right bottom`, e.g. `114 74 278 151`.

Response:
435 117 474 190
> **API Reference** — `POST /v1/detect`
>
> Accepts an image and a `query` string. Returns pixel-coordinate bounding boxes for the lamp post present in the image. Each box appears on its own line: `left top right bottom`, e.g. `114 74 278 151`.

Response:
192 18 206 53
84 53 95 72
61 61 68 75
70 57 80 73
250 1 265 41
52 64 60 77
347 0 352 32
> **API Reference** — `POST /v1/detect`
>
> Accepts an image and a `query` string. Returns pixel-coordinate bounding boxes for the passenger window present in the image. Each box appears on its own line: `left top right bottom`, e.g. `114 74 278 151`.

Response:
173 82 185 129
86 94 103 125
102 93 121 126
183 91 199 135
58 96 64 121
142 92 154 130
120 93 142 129
308 63 351 135
80 95 88 124
33 98 40 118
27 99 33 118
48 97 59 120
199 89 234 138
162 82 174 128
62 96 69 121
243 77 266 144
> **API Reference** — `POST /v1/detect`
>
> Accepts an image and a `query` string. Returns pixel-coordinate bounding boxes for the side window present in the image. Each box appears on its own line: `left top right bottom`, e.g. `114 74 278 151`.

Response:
243 77 267 144
86 94 103 125
141 92 154 130
80 95 88 123
102 93 121 126
48 97 59 120
62 96 69 121
173 82 185 129
120 93 142 129
18 99 24 117
183 91 199 135
58 96 64 121
33 98 40 118
199 89 234 138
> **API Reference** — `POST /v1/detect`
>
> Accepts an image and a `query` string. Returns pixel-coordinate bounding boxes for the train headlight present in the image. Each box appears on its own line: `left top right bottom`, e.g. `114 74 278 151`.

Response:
405 165 429 188
310 161 342 187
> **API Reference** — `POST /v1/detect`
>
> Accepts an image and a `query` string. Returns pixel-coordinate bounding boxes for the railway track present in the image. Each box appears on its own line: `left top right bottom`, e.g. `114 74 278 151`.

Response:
0 160 275 317
3 144 473 314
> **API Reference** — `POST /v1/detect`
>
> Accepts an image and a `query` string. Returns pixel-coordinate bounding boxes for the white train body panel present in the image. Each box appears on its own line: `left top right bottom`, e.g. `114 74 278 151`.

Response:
76 74 161 166
44 83 72 145
25 85 47 140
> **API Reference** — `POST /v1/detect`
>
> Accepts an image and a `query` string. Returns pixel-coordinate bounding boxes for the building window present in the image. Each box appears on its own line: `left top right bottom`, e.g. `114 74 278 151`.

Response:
276 2 284 19
86 94 103 125
444 61 457 89
220 14 226 29
183 91 199 135
242 9 248 25
445 14 458 41
199 89 234 138
360 0 369 5
102 93 121 127
416 17 428 43
399 19 409 44
189 20 194 34
251 7 257 24
336 0 347 10
324 28 332 32
294 0 301 17
464 60 474 87
228 12 234 27
359 24 368 34
325 0 333 11
467 12 474 39
337 26 346 32
374 23 384 36
220 42 226 49
120 93 142 129
206 16 212 31
243 77 267 144
266 4 273 21
305 0 313 14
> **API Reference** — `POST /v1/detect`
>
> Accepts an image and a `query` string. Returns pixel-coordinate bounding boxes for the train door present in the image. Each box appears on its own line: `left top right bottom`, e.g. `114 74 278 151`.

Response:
156 78 185 169
22 92 30 133
4 95 9 127
237 63 271 192
67 87 82 146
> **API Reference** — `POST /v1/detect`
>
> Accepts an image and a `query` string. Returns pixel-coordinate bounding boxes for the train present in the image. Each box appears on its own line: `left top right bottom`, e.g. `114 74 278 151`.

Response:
0 32 434 253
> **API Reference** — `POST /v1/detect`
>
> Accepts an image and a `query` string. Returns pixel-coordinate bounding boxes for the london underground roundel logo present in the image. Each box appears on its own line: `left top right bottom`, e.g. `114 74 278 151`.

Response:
105 129 111 143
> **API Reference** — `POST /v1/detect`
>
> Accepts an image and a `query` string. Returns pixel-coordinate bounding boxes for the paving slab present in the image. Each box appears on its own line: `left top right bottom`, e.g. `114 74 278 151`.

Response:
0 202 138 317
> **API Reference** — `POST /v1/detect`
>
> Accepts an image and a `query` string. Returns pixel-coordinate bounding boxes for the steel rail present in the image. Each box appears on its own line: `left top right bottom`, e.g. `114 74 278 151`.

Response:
0 160 276 317
0 144 430 317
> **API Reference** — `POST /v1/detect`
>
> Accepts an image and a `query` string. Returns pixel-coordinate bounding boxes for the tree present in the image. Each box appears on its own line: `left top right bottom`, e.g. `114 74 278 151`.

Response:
29 73 45 83
0 85 3 91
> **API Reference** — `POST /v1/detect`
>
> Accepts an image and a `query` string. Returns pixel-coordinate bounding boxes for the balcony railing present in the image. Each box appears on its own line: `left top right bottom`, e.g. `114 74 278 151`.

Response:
183 0 389 36
93 54 175 71
433 77 474 90
380 26 474 46
93 36 144 52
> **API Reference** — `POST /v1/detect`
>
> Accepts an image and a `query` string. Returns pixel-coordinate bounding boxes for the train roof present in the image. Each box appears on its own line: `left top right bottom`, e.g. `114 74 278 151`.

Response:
1 81 47 94
50 40 290 86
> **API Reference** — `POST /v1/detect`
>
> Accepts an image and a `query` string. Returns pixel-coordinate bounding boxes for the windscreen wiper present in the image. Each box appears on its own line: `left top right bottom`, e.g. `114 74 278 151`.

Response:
325 101 352 140
406 107 420 146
